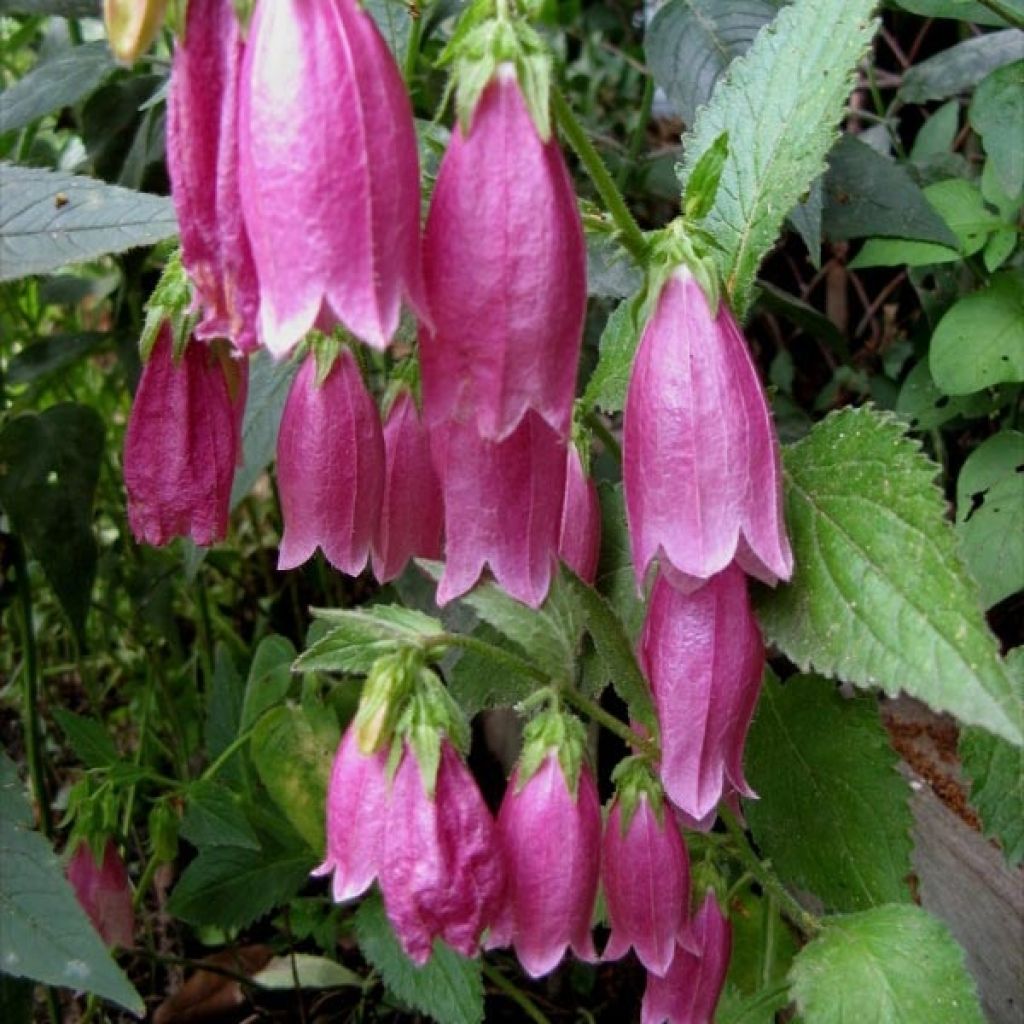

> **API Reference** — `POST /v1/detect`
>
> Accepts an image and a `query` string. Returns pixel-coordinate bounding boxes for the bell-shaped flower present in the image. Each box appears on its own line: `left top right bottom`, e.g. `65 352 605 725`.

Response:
66 840 135 949
372 390 443 583
312 725 388 903
432 410 566 608
379 739 505 965
124 327 243 547
624 267 792 592
420 64 586 441
276 347 384 574
167 0 260 354
104 0 167 65
558 443 601 584
239 0 424 355
638 565 764 827
602 766 691 976
642 892 731 1024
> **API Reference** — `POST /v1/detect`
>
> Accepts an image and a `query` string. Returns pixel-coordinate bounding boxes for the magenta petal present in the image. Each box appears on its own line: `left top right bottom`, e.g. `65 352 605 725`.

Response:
66 841 135 949
372 391 443 583
124 328 240 547
312 727 388 903
276 350 384 574
495 755 601 978
379 742 505 965
624 268 792 591
558 444 601 584
435 411 566 608
639 566 764 826
239 0 423 354
602 796 690 977
420 66 586 440
167 0 259 355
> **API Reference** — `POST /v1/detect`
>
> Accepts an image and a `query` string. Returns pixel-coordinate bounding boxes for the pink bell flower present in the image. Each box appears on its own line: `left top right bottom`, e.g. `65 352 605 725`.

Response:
167 0 260 354
124 327 243 547
311 726 388 903
379 740 505 965
638 566 765 827
420 65 586 441
372 390 443 584
276 348 384 574
490 753 601 978
239 0 425 355
432 410 566 608
642 892 731 1024
66 840 135 949
602 791 691 976
558 444 601 584
624 267 792 592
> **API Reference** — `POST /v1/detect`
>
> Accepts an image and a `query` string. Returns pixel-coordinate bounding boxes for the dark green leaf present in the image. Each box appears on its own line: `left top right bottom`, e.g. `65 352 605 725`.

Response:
206 646 244 778
180 782 260 852
898 29 1024 103
726 882 798 1000
970 60 1024 199
240 635 297 730
0 0 99 14
6 332 109 386
52 709 119 769
756 282 847 356
894 360 998 431
788 177 824 268
911 100 960 162
893 0 1023 26
447 623 537 717
586 232 643 299
583 299 640 415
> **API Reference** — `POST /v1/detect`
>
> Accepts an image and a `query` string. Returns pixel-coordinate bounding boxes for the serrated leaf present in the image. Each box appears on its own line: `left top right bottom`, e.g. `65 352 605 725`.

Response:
52 709 119 769
789 904 985 1024
744 675 914 911
646 0 776 127
0 163 177 281
582 298 640 415
930 272 1024 394
970 60 1024 198
960 648 1024 865
447 623 537 716
180 782 260 852
754 406 1022 746
592 481 645 638
0 41 114 135
353 892 484 1024
899 29 1024 103
0 752 144 1015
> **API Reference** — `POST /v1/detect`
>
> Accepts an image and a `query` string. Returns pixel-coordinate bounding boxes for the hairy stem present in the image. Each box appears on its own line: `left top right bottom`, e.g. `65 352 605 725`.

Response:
559 687 657 759
482 962 553 1024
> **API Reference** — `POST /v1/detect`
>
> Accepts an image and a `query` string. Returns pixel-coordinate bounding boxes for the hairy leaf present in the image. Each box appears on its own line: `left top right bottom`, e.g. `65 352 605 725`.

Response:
583 299 640 415
970 60 1024 197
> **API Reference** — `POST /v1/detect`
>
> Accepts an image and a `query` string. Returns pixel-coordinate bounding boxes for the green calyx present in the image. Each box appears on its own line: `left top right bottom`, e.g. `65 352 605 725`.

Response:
139 250 196 363
610 756 665 834
642 218 723 324
354 649 421 755
516 704 588 795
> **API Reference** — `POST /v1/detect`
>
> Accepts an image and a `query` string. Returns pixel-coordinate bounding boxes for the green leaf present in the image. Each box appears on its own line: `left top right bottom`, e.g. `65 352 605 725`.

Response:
353 892 484 1024
895 360 999 431
911 100 960 162
0 403 103 641
586 231 643 298
592 482 645 638
679 0 877 316
849 236 960 268
893 0 1023 26
448 622 538 717
0 41 114 135
930 272 1024 393
52 709 119 769
684 131 730 220
899 29 1024 103
923 178 1003 254
727 883 799 998
582 298 640 415
756 282 847 357
0 163 178 281
0 752 144 1015
955 430 1024 609
240 635 297 730
960 648 1024 865
789 904 985 1024
180 782 260 852
754 405 1023 746
252 953 362 991
646 0 775 126
744 675 913 911
0 0 99 13
206 645 244 763
971 61 1024 198
822 135 958 245
6 331 109 386
716 983 792 1024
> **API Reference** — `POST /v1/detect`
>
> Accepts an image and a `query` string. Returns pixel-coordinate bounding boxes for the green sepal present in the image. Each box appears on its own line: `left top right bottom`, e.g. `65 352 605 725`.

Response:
641 220 723 325
166 0 189 37
310 332 344 388
140 250 196 362
232 0 255 32
516 706 588 795
148 799 180 865
63 778 120 865
354 649 422 755
609 756 665 835
683 132 729 222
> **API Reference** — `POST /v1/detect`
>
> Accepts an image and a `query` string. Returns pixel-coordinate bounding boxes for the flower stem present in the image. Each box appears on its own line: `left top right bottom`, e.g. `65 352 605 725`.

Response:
482 962 552 1024
559 687 657 760
551 87 648 265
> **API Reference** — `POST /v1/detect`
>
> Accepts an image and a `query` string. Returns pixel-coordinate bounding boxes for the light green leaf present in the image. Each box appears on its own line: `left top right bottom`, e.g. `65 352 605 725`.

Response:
754 405 1023 746
899 29 1024 103
52 709 119 769
970 60 1024 198
252 954 362 991
911 100 960 162
930 271 1024 393
983 226 1018 270
894 359 999 431
955 430 1024 608
893 0 1023 26
679 0 878 316
354 893 484 1024
0 163 178 281
849 237 960 268
923 178 1004 254
744 675 913 911
789 904 985 1024
960 647 1024 865
583 299 640 415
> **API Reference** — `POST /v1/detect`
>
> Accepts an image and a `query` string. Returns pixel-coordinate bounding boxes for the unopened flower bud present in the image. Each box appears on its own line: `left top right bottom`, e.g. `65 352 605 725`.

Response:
104 0 168 65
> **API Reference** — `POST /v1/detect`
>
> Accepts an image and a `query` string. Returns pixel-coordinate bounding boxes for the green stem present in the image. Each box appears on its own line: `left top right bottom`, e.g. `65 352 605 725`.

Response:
551 87 648 265
617 73 654 192
719 805 819 937
559 687 657 759
200 728 254 782
195 572 215 688
403 5 424 87
584 410 622 462
440 632 550 685
482 962 552 1024
974 0 1024 28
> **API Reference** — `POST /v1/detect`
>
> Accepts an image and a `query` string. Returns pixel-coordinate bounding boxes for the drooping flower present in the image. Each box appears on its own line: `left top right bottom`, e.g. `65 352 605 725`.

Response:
372 390 443 584
602 769 691 976
642 892 731 1024
638 565 764 827
432 410 566 608
276 347 384 574
239 0 424 354
104 0 167 65
420 64 586 441
312 726 388 903
558 443 601 584
379 740 505 965
624 267 792 592
124 327 244 547
167 0 260 354
66 840 135 949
